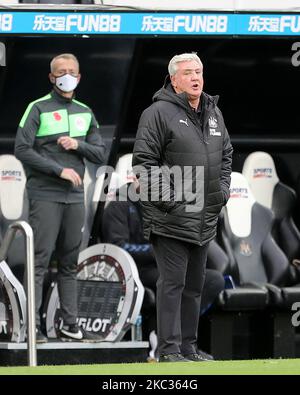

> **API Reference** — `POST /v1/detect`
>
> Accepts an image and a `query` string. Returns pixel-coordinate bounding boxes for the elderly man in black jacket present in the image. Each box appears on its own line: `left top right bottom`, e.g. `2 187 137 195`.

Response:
132 53 232 362
102 182 225 358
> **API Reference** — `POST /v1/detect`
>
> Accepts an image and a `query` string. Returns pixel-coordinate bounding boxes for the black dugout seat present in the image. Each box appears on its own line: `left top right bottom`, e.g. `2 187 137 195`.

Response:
243 151 300 284
207 238 229 275
80 161 106 250
220 172 300 307
217 172 279 310
0 155 28 281
218 171 300 357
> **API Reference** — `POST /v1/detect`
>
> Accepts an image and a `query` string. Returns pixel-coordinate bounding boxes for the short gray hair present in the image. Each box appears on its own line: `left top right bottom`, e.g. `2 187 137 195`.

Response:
168 53 203 76
50 53 79 73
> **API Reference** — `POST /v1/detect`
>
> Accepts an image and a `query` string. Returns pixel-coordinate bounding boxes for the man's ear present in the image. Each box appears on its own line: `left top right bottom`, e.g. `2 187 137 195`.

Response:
77 73 81 84
170 74 176 88
49 73 55 84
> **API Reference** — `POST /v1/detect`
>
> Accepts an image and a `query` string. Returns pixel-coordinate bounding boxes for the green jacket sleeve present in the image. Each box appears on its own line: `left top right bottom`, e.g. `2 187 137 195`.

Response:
14 103 63 176
76 112 107 164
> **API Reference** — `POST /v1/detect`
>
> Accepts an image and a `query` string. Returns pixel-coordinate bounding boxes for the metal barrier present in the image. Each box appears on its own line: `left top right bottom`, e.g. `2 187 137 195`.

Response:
0 221 36 366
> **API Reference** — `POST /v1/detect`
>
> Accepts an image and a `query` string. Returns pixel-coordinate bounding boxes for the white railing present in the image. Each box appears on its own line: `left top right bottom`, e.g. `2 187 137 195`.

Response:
0 221 36 367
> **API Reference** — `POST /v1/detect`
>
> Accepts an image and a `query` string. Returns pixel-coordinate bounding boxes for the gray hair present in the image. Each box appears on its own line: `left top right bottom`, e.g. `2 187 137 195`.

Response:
50 53 79 73
168 53 203 76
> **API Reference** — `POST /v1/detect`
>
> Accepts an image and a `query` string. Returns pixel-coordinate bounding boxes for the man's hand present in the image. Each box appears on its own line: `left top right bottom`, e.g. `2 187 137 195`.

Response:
60 168 82 186
57 136 78 150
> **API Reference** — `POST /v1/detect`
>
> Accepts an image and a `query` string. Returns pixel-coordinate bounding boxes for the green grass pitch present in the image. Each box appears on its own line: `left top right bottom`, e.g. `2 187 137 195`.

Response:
0 359 299 375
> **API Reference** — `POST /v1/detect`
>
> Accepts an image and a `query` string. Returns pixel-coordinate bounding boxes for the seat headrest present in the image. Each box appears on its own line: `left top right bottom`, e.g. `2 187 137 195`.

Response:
226 172 256 238
115 153 135 187
242 151 279 209
93 168 120 206
0 155 26 220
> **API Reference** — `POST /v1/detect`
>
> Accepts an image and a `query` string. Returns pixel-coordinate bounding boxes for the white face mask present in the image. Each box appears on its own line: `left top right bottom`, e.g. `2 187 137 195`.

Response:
55 74 78 93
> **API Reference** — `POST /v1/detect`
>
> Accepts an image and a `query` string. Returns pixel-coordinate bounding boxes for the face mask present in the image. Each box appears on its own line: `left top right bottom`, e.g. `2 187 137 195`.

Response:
54 74 78 93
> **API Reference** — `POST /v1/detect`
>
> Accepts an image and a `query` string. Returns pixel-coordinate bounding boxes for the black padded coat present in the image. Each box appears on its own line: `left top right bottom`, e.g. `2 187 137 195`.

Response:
132 80 233 246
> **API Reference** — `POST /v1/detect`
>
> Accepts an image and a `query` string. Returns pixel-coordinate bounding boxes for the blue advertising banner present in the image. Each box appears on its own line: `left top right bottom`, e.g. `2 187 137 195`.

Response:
0 12 300 36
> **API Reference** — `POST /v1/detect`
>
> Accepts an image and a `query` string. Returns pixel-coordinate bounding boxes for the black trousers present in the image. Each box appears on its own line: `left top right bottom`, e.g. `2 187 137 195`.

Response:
151 234 208 356
28 200 85 326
